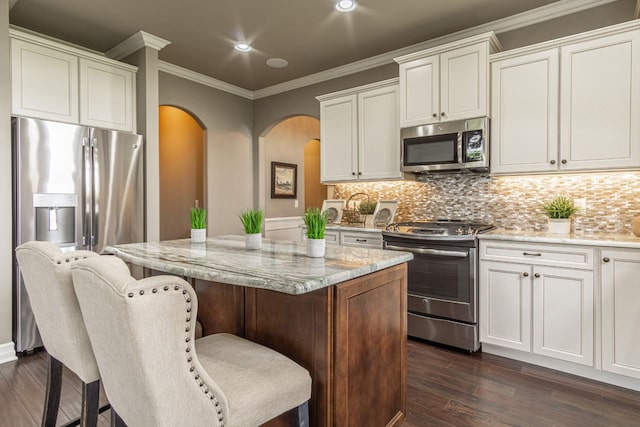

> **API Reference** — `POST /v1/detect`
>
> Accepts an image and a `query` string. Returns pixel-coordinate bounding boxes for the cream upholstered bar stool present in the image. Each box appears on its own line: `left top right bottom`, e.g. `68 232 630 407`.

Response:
71 255 312 427
15 241 110 427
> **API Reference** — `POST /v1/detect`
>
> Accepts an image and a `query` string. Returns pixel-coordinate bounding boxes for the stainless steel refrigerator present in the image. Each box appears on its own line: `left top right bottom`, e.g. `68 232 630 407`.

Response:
12 116 145 353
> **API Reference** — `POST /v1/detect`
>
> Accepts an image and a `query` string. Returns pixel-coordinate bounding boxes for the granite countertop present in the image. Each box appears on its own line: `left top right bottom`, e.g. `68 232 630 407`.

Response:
480 229 640 249
106 235 412 295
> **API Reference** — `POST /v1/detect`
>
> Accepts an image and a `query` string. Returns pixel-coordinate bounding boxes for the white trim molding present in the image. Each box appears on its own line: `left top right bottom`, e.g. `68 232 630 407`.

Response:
158 61 254 100
0 342 17 365
106 31 171 60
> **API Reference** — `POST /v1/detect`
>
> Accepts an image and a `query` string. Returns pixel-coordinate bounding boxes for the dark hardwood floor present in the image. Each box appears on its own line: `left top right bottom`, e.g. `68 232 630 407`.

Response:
1 338 639 426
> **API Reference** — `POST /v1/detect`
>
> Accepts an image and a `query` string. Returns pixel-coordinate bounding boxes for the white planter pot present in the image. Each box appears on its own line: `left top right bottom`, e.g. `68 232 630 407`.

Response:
191 228 206 243
548 218 571 234
245 233 262 250
307 238 326 258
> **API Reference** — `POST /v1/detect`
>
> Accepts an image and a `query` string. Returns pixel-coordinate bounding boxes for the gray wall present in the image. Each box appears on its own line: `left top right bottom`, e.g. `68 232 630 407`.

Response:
159 72 254 235
0 0 12 350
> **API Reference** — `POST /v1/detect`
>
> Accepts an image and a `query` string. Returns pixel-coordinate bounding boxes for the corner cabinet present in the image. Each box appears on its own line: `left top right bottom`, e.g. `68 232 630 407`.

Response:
600 249 640 379
318 79 402 183
490 21 640 174
479 241 595 366
394 32 501 128
10 30 137 132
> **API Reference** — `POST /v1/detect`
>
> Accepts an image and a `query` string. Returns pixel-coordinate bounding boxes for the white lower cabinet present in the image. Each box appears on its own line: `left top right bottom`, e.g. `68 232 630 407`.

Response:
480 241 594 366
300 228 381 248
601 249 640 379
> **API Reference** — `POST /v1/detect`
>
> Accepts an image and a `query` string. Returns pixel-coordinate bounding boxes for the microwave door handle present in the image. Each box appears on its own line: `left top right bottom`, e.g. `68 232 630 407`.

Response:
457 132 464 163
385 245 468 258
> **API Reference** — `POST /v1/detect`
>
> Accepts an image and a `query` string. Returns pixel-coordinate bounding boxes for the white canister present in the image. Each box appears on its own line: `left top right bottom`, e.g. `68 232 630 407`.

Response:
548 218 571 234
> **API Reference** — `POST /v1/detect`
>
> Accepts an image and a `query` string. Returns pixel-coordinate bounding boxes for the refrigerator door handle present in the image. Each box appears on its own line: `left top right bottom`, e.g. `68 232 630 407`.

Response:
91 137 98 248
81 137 91 247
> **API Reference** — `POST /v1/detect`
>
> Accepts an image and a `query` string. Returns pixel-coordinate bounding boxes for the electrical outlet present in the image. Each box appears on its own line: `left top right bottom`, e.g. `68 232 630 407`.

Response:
294 199 299 208
575 198 587 213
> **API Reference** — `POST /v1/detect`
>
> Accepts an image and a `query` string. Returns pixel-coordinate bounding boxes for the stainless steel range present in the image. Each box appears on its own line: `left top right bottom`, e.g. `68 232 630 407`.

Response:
383 220 494 351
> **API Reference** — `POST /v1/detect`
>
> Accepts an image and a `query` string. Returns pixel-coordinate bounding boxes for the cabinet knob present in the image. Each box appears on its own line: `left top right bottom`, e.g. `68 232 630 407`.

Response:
534 273 540 278
523 272 529 277
441 112 446 117
550 160 556 165
352 172 356 176
561 159 567 164
358 171 362 175
603 257 610 263
432 113 437 118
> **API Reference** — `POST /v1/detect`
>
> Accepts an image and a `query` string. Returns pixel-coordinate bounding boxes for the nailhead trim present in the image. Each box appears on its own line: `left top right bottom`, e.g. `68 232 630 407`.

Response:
125 283 223 422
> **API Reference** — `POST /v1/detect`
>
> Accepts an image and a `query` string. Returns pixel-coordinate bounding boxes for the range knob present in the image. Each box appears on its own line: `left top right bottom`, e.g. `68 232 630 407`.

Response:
456 226 464 235
467 226 475 235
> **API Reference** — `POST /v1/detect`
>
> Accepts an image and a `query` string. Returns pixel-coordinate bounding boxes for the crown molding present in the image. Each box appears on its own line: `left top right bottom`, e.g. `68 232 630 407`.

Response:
106 31 171 60
316 78 398 102
158 61 254 100
252 0 618 99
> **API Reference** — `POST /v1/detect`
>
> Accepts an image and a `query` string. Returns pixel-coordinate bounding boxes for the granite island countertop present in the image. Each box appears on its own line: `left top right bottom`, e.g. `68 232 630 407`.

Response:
479 229 640 249
106 235 413 295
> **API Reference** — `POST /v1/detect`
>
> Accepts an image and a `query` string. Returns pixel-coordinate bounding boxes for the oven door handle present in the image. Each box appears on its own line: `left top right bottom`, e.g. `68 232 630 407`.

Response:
385 245 469 258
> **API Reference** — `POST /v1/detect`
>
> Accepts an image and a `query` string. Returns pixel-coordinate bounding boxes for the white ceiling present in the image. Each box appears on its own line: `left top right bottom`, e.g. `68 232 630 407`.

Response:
7 0 625 91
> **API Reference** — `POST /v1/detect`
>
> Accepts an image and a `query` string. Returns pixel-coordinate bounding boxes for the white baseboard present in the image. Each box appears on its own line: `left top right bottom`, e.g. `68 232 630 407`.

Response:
0 341 17 365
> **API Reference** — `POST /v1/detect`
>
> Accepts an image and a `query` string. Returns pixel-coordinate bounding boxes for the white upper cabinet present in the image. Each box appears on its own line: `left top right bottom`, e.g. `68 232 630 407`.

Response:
80 59 135 132
490 21 640 174
11 38 79 124
560 30 640 171
318 79 401 183
491 49 559 174
396 33 500 128
10 30 137 132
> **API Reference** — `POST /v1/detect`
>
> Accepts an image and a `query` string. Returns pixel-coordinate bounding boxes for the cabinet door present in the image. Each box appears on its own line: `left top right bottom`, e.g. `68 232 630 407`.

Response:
601 249 640 379
532 266 594 366
11 39 79 123
80 59 134 132
560 30 640 170
440 42 488 122
398 56 439 127
490 49 559 174
320 95 358 182
479 261 532 351
357 84 402 180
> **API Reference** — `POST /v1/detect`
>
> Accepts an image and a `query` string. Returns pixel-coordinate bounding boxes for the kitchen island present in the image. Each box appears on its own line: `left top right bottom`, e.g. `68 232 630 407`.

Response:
107 236 412 427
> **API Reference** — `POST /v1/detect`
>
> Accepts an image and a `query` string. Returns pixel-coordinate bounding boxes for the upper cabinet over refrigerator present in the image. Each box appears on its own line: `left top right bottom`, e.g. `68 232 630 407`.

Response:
395 32 501 128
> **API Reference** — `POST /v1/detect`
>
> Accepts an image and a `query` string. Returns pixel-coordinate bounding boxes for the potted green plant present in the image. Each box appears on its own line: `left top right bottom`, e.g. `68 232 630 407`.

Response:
359 200 377 227
239 209 264 249
190 206 207 243
542 195 578 234
304 208 328 258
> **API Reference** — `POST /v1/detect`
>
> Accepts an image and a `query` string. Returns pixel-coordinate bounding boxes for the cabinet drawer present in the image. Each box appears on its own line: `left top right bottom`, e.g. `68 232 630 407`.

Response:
340 232 383 248
480 241 593 270
301 230 339 244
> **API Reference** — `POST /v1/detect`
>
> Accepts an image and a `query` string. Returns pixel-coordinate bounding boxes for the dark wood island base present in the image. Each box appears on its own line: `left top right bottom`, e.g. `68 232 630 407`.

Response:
194 263 407 427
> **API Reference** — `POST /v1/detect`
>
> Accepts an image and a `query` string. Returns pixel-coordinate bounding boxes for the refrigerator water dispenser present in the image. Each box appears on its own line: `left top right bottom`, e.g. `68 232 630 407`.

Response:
33 193 76 244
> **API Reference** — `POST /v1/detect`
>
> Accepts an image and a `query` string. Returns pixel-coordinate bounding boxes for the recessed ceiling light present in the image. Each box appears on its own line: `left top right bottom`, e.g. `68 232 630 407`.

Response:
335 0 357 12
234 42 252 52
266 58 289 68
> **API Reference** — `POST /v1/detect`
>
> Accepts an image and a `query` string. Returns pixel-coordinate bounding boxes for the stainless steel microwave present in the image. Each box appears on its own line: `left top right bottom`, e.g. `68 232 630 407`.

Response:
401 117 489 173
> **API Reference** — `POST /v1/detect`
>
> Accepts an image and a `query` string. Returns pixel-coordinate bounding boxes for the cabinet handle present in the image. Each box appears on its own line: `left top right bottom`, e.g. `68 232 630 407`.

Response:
550 160 556 165
523 272 529 277
534 273 540 278
561 159 567 164
523 252 542 257
603 257 610 263
356 239 367 242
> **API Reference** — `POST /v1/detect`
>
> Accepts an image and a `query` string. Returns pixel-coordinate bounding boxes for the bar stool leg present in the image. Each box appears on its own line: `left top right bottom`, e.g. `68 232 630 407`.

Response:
42 355 63 427
292 401 309 427
80 380 100 427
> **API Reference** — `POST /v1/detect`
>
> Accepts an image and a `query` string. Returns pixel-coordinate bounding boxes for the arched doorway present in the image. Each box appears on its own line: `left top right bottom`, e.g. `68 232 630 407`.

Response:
258 115 325 240
159 106 205 240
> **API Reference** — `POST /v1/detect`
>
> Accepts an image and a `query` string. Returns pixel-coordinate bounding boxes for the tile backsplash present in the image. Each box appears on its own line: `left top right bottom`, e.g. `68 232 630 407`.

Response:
332 172 640 234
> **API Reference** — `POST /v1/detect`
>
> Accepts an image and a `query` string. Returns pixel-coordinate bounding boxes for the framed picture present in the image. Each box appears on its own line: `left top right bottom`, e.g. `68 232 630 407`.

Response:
271 162 297 199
